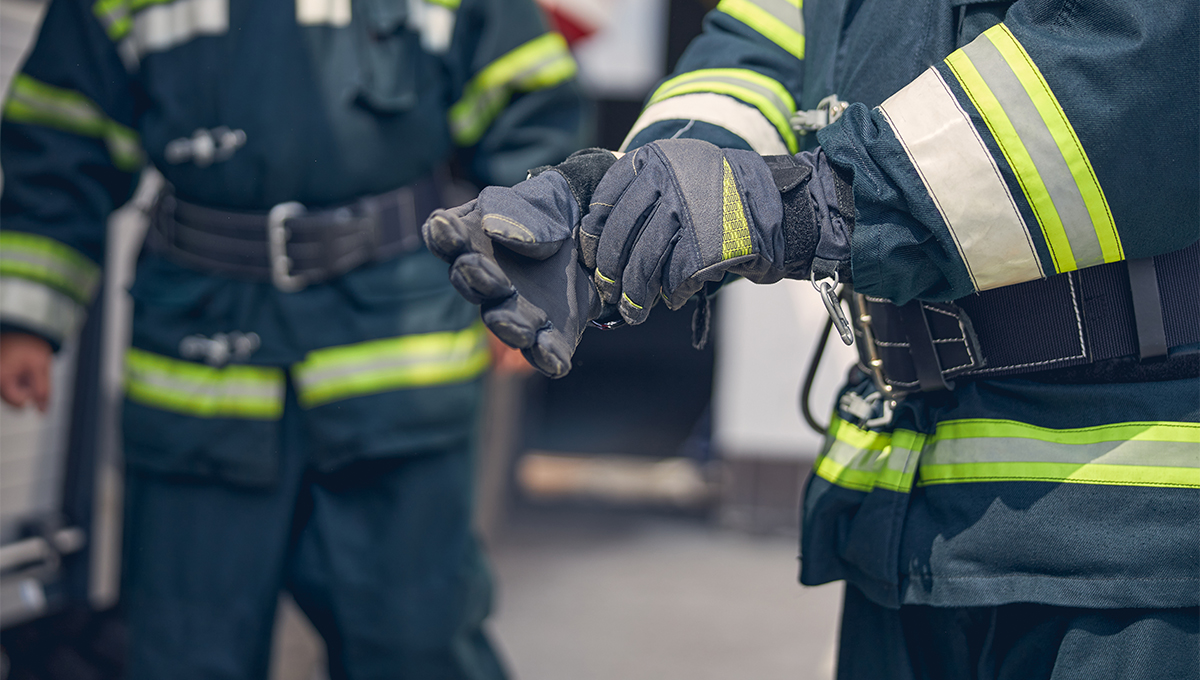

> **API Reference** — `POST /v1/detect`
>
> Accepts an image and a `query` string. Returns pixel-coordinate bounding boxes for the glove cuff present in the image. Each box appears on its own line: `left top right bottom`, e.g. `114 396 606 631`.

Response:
764 154 819 278
528 148 619 219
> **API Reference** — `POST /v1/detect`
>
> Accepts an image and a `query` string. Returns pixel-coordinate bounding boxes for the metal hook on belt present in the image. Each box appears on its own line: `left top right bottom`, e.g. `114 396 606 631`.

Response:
811 269 854 346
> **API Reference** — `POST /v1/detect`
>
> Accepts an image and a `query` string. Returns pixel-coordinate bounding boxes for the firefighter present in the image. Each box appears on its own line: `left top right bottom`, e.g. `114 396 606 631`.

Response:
0 0 587 677
423 0 1200 677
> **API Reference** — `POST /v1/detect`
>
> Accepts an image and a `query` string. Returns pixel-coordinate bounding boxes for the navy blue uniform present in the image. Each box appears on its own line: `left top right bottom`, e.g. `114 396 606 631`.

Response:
623 1 1198 677
1 0 587 677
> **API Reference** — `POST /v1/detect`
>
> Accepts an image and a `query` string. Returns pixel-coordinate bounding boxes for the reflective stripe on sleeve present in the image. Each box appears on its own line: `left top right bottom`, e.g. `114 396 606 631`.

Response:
919 419 1200 489
715 0 804 61
643 68 799 153
879 68 1043 291
3 75 144 171
0 232 101 304
449 33 577 146
619 93 791 154
946 24 1121 274
94 0 229 65
291 322 491 408
0 277 86 345
125 348 286 420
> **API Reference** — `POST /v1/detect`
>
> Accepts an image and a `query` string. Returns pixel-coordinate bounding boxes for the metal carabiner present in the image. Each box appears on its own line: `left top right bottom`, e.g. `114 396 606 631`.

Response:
811 270 854 345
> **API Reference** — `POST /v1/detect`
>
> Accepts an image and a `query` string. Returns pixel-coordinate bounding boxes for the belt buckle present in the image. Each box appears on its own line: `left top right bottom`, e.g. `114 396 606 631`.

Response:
267 201 307 292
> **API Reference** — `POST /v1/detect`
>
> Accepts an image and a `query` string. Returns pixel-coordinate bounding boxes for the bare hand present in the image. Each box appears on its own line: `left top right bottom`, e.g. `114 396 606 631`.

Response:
0 333 53 411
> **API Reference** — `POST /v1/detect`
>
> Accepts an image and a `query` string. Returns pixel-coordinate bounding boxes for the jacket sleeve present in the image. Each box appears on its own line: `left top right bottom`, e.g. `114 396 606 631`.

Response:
623 0 806 155
1 0 144 347
446 0 590 187
817 0 1198 304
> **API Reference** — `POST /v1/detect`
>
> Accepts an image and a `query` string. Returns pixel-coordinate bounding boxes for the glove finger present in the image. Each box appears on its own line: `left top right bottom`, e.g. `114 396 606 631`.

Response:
618 210 683 325
525 325 574 379
588 188 661 306
481 293 549 350
578 150 644 272
422 201 478 262
448 253 515 305
478 175 577 261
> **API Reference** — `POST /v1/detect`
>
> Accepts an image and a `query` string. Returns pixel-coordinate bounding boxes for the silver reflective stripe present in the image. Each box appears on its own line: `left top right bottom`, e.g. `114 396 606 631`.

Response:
924 437 1199 469
295 0 351 26
620 93 790 154
754 0 804 33
121 0 229 60
653 72 795 132
960 37 1102 269
0 277 85 345
879 68 1043 291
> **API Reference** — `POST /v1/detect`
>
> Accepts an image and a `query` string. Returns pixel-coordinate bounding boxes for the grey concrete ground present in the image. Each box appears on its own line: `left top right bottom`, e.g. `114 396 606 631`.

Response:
271 508 843 680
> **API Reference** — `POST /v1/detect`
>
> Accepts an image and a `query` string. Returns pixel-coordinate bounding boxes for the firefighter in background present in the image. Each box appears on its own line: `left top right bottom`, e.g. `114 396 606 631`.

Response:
424 0 1199 677
0 0 586 676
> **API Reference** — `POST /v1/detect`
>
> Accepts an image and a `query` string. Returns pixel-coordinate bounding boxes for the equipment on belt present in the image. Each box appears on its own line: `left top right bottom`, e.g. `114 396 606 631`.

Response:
146 178 440 292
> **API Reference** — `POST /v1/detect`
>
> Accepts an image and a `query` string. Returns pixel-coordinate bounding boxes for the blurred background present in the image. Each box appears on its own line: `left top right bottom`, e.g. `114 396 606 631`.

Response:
0 0 858 677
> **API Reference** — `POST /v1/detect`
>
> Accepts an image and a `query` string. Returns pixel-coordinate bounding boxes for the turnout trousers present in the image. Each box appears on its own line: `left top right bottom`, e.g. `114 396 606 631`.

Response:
121 383 506 680
836 584 1200 680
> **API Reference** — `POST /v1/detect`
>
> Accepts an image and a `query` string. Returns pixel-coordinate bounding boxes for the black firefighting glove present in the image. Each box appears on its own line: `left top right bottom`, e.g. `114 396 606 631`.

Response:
578 138 855 325
422 148 619 378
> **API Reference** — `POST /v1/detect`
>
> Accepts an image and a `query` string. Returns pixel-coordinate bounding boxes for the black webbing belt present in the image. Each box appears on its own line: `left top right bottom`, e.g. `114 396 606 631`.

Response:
146 178 440 291
850 240 1200 393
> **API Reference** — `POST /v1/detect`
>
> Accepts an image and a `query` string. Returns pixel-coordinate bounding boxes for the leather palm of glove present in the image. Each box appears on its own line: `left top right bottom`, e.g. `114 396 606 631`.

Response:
422 148 618 378
577 138 855 326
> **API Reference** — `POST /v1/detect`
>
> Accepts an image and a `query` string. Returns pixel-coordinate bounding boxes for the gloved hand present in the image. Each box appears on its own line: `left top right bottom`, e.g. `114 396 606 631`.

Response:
577 138 854 325
422 148 618 378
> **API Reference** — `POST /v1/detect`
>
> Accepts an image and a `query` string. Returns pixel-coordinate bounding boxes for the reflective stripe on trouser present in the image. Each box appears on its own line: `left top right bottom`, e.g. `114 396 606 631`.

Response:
640 68 799 154
449 32 577 146
124 347 286 420
2 74 143 171
291 322 491 408
715 0 804 61
878 23 1121 291
817 414 1200 493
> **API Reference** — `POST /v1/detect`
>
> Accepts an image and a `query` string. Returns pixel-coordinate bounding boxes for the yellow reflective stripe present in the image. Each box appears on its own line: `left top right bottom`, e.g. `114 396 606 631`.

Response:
124 348 285 420
649 68 799 154
920 418 1200 489
293 323 491 408
945 25 1121 274
93 0 175 40
3 75 143 171
986 25 1121 266
716 0 804 61
449 33 577 146
426 0 460 9
814 416 923 493
0 232 100 304
720 159 752 259
933 419 1200 445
